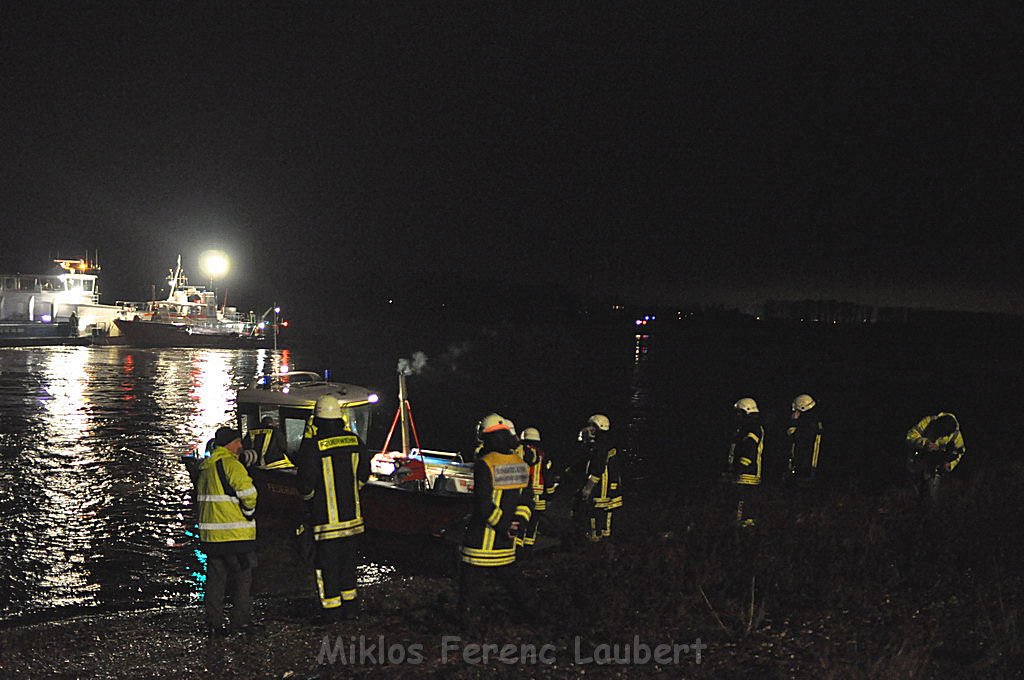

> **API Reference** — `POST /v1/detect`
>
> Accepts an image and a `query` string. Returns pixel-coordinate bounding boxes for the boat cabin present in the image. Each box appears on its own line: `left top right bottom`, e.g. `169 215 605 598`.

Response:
235 371 378 457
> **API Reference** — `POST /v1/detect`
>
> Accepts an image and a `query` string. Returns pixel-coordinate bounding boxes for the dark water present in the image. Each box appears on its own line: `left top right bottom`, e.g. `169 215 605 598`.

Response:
0 347 277 622
0 320 644 624
2 313 1021 623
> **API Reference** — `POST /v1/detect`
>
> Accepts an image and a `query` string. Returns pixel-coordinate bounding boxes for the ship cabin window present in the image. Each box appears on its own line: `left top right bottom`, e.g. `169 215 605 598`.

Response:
82 279 94 292
40 277 63 292
64 278 82 292
238 405 312 456
19 277 39 291
237 403 373 457
342 405 372 441
2 278 16 290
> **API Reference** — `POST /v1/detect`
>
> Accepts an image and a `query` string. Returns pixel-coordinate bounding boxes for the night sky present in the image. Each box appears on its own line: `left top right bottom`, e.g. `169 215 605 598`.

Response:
1 4 1020 314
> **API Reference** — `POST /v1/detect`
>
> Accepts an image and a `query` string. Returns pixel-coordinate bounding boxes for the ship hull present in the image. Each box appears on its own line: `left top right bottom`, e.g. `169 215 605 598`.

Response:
114 319 270 349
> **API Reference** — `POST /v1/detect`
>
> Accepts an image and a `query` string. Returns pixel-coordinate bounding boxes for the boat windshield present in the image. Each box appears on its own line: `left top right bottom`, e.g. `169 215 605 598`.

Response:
238 403 374 456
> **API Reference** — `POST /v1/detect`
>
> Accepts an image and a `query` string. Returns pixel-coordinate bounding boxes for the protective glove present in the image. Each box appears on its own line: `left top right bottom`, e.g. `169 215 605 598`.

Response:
580 479 596 501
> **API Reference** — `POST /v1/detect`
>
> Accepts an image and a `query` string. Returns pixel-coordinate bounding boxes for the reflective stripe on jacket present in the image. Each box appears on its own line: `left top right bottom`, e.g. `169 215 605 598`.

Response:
906 412 966 471
197 446 258 546
297 421 370 541
728 422 764 485
461 451 532 567
787 413 823 472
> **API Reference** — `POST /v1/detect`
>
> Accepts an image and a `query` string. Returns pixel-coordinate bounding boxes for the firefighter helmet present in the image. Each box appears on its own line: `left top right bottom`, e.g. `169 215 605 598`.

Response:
588 414 610 431
478 413 512 434
522 427 541 442
792 394 816 412
315 394 343 419
734 397 759 414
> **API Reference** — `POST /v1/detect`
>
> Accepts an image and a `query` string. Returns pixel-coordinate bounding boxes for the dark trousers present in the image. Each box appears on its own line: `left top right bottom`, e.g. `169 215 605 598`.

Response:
457 561 538 623
588 504 615 540
205 552 256 629
733 484 758 524
522 509 543 548
314 536 359 610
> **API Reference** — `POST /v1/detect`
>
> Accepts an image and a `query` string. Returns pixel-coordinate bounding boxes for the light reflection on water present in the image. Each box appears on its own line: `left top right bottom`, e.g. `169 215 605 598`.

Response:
0 346 291 621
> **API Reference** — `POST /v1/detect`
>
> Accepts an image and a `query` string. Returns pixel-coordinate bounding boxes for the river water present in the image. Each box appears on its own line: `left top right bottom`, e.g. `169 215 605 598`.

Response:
0 346 289 622
0 326 653 624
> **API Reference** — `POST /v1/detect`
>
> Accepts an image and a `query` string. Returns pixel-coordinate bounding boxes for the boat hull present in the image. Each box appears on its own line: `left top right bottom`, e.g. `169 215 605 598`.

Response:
114 318 270 349
249 467 472 536
0 321 90 346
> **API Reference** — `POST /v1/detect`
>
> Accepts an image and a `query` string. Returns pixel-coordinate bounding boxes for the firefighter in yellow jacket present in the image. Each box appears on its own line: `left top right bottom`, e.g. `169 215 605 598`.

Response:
458 413 538 624
725 398 764 528
518 427 558 552
296 395 370 620
579 414 623 541
905 412 965 503
196 426 258 637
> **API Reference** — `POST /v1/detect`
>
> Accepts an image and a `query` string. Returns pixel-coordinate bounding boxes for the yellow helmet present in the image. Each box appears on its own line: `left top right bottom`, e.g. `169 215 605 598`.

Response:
792 394 816 412
315 394 343 419
734 398 759 414
478 413 512 434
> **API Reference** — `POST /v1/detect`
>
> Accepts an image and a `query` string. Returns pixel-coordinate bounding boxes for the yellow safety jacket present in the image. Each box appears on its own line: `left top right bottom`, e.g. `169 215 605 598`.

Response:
728 421 764 486
196 446 258 551
906 412 965 471
461 451 532 567
521 443 551 511
297 420 370 541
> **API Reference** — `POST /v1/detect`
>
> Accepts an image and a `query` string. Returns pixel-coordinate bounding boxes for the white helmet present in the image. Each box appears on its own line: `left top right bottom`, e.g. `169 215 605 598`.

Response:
792 394 816 412
734 397 759 414
315 394 343 419
588 414 610 431
479 413 512 434
521 427 541 442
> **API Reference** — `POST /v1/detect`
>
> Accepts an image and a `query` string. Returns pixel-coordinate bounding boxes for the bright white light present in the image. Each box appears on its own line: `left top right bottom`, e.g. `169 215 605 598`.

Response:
274 306 281 314
200 250 230 280
368 393 380 403
42 314 52 323
258 321 266 329
281 364 290 373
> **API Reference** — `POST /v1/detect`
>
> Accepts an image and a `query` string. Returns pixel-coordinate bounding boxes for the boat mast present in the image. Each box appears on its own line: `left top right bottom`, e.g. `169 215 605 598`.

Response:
167 255 183 301
398 370 411 455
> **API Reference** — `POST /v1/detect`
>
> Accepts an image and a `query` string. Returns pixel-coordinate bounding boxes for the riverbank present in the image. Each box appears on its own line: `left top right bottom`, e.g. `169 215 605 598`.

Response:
2 471 1023 678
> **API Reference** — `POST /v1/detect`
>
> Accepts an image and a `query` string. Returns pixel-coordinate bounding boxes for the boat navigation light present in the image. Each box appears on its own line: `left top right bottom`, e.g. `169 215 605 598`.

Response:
258 321 266 330
280 363 290 373
368 393 380 404
41 314 52 323
274 306 281 314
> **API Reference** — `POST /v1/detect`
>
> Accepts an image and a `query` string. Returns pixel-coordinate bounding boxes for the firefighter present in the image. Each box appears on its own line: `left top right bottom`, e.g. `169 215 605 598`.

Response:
725 398 764 528
295 394 370 620
458 413 538 625
578 414 623 542
519 427 558 552
787 393 823 486
243 415 293 469
196 427 258 637
905 412 965 504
